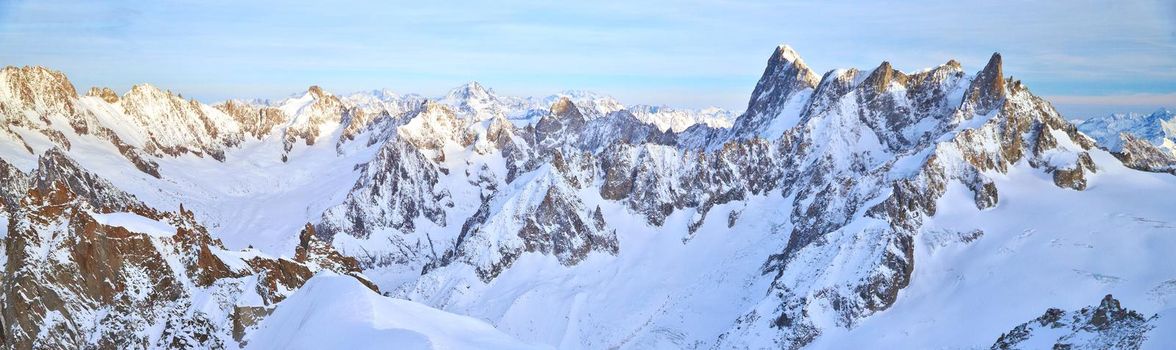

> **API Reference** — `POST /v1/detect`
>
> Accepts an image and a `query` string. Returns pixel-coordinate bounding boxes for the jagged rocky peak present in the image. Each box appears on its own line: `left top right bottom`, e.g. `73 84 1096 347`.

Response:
0 65 78 96
909 59 967 84
534 97 588 150
862 61 909 93
774 44 802 62
967 52 1007 114
749 44 820 103
991 294 1158 349
1 150 373 348
440 81 510 120
307 84 327 99
724 44 822 140
1077 108 1176 172
124 82 170 100
31 147 140 210
292 84 345 111
420 98 454 114
85 86 120 103
550 96 581 118
447 81 493 99
118 82 243 160
120 83 196 111
396 100 474 151
280 84 349 154
0 65 79 114
214 99 289 139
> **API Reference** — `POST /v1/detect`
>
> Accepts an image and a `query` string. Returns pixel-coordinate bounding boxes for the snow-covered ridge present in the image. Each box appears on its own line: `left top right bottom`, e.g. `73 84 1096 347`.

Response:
1077 108 1176 174
341 83 726 130
0 43 1174 350
626 104 734 132
1078 108 1175 153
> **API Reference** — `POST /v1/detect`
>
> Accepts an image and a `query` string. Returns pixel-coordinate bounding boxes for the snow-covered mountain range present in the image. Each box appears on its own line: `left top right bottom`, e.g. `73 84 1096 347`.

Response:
0 45 1174 349
1077 108 1176 174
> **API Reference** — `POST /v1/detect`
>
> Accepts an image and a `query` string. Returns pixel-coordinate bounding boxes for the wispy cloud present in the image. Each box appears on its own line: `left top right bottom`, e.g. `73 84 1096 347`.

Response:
0 0 1172 114
1046 93 1176 118
1046 93 1176 106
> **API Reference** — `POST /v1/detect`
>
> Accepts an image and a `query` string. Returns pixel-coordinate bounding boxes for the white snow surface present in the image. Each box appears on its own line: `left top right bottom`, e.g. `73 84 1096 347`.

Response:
87 211 177 237
246 273 547 350
626 105 734 132
3 58 1176 349
813 149 1176 348
1078 107 1176 153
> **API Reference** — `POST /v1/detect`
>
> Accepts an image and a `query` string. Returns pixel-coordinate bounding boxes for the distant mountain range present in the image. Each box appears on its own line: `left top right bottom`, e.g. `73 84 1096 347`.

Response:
0 44 1173 349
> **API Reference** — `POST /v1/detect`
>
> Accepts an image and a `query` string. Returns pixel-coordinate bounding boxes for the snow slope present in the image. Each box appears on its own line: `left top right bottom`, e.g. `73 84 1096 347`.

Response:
812 149 1176 348
1078 108 1175 153
1 44 1175 350
246 274 547 350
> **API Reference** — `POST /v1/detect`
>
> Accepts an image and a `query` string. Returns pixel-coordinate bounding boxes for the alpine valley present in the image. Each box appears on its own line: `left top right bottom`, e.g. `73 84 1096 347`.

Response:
1 45 1174 349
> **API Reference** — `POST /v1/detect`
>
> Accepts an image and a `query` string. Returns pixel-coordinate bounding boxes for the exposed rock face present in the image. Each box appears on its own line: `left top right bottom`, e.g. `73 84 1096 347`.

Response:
0 66 79 117
281 86 347 153
0 150 371 349
576 109 677 152
395 101 475 152
1077 108 1176 174
214 99 289 139
86 86 120 103
731 45 820 140
535 97 589 150
485 116 541 183
120 83 244 161
0 158 30 211
0 44 1162 349
428 164 619 282
0 66 80 164
1111 133 1176 174
626 104 734 133
317 139 453 267
1052 152 1097 190
992 295 1157 350
717 48 1104 349
967 53 1007 115
296 45 1115 349
595 140 780 228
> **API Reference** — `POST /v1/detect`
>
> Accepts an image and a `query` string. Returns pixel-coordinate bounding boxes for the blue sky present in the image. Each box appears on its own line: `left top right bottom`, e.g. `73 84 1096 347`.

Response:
1 0 1173 117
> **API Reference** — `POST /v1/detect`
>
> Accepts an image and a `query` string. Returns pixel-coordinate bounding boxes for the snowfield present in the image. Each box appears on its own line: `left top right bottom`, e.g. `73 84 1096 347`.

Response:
247 274 548 350
0 45 1174 349
815 149 1176 348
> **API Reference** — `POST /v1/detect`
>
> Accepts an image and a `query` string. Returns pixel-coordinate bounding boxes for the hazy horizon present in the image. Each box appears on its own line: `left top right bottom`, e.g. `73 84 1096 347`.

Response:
2 0 1173 118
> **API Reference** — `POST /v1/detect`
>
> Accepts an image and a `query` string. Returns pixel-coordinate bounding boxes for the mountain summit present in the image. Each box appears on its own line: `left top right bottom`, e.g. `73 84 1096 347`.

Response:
0 45 1173 349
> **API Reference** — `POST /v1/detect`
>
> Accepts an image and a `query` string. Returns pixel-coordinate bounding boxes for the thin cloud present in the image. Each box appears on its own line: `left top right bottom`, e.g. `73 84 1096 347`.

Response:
1045 93 1176 106
0 0 1172 112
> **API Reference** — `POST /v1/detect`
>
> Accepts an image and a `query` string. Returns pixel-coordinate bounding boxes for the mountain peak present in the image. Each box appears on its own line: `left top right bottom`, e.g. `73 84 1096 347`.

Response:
773 44 803 65
863 61 907 93
978 52 1006 90
125 83 171 99
1 66 79 109
731 43 821 138
465 81 486 90
86 86 120 103
964 52 1007 114
449 81 492 97
981 52 1003 80
307 85 327 99
759 44 819 88
550 96 578 117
